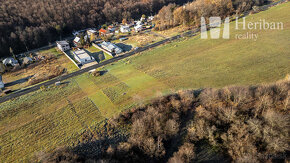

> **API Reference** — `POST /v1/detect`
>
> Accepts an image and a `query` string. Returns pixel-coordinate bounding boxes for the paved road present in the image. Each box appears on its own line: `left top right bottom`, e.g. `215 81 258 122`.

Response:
0 29 199 104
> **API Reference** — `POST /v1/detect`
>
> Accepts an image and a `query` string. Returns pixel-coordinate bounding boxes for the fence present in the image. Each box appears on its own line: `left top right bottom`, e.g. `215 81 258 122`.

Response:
62 50 81 69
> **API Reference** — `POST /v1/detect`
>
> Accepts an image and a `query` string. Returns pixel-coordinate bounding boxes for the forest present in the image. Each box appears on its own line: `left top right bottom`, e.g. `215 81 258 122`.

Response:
0 0 190 57
154 0 266 30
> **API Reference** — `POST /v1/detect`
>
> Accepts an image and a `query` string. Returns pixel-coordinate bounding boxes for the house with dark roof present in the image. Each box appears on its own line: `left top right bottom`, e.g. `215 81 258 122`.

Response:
100 42 123 54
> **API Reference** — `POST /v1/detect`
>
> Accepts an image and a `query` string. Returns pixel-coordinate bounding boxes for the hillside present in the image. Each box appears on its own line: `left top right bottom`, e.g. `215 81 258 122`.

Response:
0 2 289 162
39 79 290 162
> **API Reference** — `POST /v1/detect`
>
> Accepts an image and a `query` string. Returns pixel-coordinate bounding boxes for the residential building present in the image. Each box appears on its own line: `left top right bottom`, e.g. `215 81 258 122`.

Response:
134 25 143 32
140 17 146 22
73 49 95 65
56 41 70 51
100 42 123 54
99 29 107 36
136 21 143 26
22 57 33 65
108 25 116 33
87 29 98 41
120 25 130 33
2 57 19 67
73 37 81 46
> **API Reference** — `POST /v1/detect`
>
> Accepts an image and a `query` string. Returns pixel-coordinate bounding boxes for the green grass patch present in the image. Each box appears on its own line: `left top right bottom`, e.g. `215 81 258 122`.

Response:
102 82 131 104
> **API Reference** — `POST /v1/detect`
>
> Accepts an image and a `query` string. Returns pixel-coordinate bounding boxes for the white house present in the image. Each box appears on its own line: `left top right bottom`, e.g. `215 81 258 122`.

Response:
56 41 70 51
73 49 95 65
134 25 143 32
73 36 81 46
120 25 130 33
136 21 143 26
100 42 123 54
140 17 146 22
0 75 4 90
2 57 19 67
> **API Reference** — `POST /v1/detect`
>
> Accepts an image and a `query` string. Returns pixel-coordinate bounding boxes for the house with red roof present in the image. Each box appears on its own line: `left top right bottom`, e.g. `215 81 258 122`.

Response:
99 29 107 36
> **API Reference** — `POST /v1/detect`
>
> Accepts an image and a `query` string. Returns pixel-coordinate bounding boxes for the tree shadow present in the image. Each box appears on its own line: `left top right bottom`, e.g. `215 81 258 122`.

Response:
83 49 106 63
115 43 133 52
4 75 34 87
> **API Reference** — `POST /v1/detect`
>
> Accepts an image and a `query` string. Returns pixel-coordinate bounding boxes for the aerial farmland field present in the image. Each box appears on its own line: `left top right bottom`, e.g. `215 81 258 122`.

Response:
0 2 289 162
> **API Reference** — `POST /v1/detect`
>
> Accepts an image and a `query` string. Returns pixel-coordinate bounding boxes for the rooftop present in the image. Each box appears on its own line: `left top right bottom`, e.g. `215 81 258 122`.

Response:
73 50 91 60
87 29 97 33
74 37 80 43
56 41 69 45
100 42 123 54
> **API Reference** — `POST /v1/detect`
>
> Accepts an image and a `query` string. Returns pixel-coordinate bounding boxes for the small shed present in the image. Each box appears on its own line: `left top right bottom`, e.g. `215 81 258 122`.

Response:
23 57 33 65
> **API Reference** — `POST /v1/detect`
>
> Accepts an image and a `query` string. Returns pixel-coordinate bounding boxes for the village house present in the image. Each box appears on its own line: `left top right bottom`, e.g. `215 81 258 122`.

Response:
136 20 143 26
108 25 116 33
100 41 123 54
2 57 19 67
134 24 143 32
87 29 98 41
56 41 70 51
73 36 81 46
140 17 146 22
120 25 130 33
22 57 33 65
73 49 95 65
99 28 108 36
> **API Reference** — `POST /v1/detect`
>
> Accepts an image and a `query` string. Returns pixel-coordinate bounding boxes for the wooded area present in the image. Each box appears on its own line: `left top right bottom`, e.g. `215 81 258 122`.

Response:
154 0 266 30
0 0 190 57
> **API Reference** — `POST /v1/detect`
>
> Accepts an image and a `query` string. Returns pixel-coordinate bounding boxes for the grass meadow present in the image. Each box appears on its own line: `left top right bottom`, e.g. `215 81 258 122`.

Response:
0 2 289 162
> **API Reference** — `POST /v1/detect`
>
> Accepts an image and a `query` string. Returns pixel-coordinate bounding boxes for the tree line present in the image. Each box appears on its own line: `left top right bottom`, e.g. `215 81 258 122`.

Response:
154 0 266 30
0 0 191 58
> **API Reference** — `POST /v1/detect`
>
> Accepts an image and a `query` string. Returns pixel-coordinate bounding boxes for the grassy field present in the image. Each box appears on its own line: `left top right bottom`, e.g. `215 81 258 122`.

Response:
0 2 289 162
85 46 113 63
